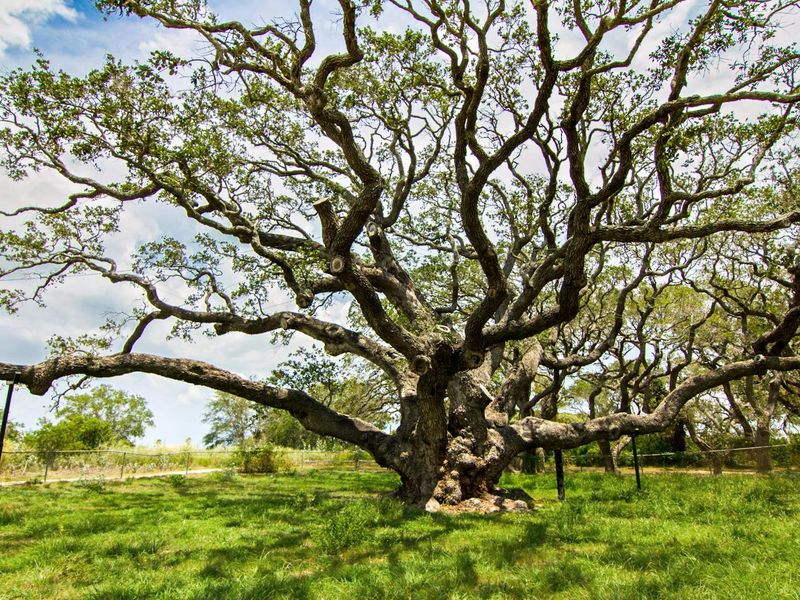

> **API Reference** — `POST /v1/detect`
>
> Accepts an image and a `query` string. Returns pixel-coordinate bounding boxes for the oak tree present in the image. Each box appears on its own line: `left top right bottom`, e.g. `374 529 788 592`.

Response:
2 0 800 508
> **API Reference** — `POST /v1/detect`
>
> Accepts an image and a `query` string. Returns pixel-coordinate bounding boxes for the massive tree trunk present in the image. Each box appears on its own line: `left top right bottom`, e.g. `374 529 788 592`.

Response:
392 372 523 510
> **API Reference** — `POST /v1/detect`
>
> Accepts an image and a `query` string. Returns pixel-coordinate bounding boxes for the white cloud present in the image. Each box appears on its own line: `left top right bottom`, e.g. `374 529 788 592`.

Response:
0 0 77 59
175 386 207 406
137 28 206 60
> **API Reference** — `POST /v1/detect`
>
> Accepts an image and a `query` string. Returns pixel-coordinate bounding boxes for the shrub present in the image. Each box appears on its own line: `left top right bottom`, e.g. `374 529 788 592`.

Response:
76 474 106 493
213 467 238 483
233 444 289 474
166 474 187 489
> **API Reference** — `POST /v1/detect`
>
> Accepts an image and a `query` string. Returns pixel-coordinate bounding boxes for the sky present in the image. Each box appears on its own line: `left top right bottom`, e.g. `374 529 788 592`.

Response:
0 0 354 446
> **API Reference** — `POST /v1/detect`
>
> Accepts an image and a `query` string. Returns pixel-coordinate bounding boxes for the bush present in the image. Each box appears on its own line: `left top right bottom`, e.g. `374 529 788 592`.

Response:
233 444 289 474
76 474 106 493
24 415 115 459
213 467 238 483
166 474 187 489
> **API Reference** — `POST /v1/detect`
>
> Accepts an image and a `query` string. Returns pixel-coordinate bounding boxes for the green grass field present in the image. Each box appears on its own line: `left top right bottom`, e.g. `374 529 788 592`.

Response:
1 470 798 599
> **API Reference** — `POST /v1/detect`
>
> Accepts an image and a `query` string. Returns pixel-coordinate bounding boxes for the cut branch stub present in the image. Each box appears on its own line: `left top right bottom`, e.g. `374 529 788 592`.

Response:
313 198 339 248
411 354 432 375
296 291 314 309
462 349 484 369
330 255 346 274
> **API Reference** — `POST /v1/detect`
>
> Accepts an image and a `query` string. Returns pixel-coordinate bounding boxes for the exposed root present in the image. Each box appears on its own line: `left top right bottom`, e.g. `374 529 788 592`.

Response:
424 487 533 514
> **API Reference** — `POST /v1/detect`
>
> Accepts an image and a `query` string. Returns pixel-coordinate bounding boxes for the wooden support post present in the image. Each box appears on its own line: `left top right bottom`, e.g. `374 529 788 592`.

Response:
554 449 565 502
120 452 127 480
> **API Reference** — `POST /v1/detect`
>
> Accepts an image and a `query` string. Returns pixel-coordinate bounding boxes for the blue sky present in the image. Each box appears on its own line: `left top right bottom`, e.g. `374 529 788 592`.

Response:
0 0 343 446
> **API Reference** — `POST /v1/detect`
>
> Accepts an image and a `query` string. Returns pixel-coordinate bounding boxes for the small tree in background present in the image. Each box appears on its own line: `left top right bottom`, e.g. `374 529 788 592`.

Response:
0 409 24 445
202 391 268 448
23 385 153 454
24 414 115 460
54 385 154 446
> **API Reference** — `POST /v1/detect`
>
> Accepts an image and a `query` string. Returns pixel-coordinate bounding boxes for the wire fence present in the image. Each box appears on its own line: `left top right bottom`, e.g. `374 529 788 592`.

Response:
2 442 798 486
524 442 800 476
0 447 383 485
633 443 800 474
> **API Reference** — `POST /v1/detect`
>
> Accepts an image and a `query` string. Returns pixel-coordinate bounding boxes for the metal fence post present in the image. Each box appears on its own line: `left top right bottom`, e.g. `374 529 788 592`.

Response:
44 454 51 483
554 449 565 501
120 452 127 479
0 372 21 468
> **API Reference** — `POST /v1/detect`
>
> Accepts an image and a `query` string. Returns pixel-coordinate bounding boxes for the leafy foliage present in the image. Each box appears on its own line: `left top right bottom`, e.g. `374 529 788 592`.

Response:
54 385 154 445
233 443 289 474
202 391 267 448
24 414 115 456
22 385 153 456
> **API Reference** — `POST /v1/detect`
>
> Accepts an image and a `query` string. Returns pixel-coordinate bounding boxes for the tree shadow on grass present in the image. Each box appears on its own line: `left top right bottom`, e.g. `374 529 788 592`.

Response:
3 471 564 600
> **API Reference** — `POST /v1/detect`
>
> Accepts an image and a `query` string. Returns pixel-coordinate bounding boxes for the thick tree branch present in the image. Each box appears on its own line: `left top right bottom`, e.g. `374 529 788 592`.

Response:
0 352 397 462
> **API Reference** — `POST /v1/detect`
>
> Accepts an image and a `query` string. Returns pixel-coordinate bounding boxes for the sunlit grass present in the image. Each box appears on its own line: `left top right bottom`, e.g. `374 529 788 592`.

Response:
1 470 798 599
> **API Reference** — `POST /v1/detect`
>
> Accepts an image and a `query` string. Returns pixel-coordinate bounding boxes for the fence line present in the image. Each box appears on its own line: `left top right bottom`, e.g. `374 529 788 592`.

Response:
2 443 798 486
637 443 791 458
0 447 382 485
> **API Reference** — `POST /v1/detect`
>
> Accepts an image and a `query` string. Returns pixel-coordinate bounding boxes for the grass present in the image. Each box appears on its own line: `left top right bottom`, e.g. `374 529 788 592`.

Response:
0 470 799 599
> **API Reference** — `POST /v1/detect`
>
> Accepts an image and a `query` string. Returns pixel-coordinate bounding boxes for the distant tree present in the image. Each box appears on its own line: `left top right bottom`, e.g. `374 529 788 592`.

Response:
201 391 267 448
203 348 395 448
682 234 800 471
24 413 115 455
266 347 395 448
0 409 24 443
55 385 154 445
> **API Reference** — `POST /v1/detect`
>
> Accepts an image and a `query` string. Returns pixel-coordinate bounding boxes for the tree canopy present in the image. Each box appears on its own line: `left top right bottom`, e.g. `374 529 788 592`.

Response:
53 384 154 445
21 385 153 453
1 0 799 507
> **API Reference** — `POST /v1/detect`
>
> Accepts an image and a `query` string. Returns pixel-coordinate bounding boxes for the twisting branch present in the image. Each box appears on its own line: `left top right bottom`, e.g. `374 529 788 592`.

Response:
0 353 397 463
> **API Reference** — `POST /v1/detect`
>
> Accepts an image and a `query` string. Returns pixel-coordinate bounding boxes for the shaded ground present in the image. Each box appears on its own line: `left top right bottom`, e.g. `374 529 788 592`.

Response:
0 470 798 599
